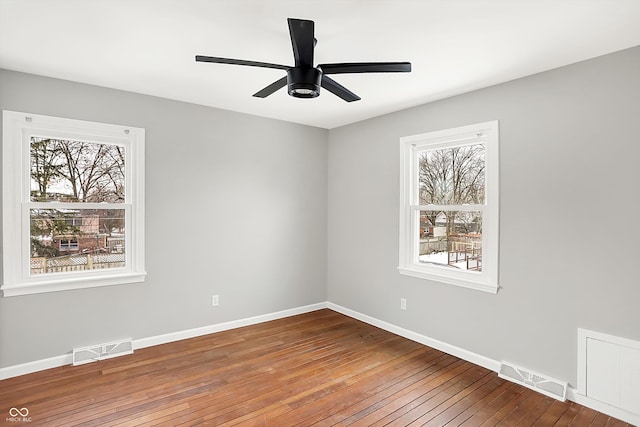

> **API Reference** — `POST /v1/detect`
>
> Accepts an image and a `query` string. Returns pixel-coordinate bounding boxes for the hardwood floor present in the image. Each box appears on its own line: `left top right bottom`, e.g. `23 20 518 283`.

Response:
0 309 633 426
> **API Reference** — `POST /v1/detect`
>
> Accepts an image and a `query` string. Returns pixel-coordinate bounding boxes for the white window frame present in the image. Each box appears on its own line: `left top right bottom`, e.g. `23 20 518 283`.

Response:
2 111 146 297
398 120 499 294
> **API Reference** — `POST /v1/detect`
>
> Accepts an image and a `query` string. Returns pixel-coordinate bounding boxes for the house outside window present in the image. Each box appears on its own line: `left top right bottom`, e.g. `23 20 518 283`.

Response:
398 121 499 293
2 111 145 297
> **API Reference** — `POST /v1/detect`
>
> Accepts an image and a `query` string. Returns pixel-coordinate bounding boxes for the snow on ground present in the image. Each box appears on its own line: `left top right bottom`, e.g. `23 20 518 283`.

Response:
419 252 475 270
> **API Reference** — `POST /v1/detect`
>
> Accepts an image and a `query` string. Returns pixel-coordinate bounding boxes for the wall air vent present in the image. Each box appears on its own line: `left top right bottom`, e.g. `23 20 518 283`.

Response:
499 361 567 401
72 338 133 366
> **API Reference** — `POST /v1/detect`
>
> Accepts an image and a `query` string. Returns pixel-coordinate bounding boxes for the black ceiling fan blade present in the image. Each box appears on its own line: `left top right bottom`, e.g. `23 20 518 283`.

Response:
195 55 289 71
253 76 288 98
319 62 412 74
288 18 315 67
321 76 361 102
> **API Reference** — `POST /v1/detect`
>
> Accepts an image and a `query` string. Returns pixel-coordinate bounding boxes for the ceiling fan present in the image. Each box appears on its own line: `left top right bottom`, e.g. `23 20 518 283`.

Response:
195 18 411 102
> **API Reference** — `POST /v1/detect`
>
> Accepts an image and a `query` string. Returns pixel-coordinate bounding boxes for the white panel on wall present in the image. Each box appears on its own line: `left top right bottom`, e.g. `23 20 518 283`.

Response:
620 346 640 412
578 329 640 417
586 338 622 404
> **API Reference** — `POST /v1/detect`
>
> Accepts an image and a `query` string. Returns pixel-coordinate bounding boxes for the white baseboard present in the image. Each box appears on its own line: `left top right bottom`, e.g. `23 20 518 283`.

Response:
567 387 640 426
0 353 73 380
0 302 327 381
134 302 328 350
327 303 501 372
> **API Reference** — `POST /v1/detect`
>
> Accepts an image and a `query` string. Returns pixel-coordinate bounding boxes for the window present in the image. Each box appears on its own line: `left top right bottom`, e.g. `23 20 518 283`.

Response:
2 111 145 296
398 121 499 293
59 238 79 252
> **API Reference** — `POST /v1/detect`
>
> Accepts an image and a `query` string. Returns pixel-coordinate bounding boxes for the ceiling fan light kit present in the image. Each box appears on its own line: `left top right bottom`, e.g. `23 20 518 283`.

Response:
196 18 411 102
288 67 322 98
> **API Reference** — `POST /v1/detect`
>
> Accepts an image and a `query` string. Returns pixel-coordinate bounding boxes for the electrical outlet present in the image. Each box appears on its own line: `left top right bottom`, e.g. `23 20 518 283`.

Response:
211 295 219 307
400 298 407 310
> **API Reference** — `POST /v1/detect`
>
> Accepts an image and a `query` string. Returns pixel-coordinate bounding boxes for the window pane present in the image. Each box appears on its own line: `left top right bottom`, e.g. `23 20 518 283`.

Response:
418 210 482 272
30 208 125 275
30 137 125 203
418 144 485 205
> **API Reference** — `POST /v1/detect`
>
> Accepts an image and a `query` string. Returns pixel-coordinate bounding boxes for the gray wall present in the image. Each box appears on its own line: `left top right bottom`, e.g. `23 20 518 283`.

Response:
327 46 640 387
0 69 328 367
2 47 639 389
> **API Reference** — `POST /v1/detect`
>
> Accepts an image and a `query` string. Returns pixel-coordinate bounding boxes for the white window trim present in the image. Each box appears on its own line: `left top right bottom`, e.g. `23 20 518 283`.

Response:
2 111 146 297
398 120 499 294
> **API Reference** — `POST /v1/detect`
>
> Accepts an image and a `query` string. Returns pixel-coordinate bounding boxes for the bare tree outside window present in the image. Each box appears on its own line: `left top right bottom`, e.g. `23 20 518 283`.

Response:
30 137 125 203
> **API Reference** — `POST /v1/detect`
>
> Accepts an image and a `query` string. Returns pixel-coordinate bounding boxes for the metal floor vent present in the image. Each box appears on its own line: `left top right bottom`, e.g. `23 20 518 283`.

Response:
499 361 567 401
73 338 133 366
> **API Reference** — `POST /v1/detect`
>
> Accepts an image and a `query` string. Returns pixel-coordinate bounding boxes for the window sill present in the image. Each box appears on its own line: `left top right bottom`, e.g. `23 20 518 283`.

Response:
398 266 498 294
1 272 147 297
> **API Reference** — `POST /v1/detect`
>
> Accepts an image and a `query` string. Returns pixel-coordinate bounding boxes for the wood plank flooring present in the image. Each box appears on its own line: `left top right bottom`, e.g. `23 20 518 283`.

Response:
0 309 633 426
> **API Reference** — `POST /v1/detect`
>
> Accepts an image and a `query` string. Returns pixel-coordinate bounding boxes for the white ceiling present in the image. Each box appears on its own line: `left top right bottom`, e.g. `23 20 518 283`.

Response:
1 0 639 129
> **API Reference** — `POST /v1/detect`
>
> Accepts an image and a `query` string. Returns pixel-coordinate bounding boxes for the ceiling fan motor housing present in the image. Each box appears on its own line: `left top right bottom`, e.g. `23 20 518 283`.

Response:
287 67 321 98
